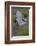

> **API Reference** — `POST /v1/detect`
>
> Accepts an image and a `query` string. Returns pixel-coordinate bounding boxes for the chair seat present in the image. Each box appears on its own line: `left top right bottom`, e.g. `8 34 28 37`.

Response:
16 18 26 26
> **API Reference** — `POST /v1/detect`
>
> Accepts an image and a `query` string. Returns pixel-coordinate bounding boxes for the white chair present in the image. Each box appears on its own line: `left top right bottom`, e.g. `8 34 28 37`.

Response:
16 10 27 27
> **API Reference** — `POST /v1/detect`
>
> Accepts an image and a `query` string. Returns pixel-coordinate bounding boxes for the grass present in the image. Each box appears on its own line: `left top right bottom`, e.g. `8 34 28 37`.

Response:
15 26 29 36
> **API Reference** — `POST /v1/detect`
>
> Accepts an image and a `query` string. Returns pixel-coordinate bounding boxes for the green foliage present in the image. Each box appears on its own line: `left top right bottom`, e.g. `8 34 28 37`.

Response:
24 14 28 18
19 9 29 18
13 15 16 23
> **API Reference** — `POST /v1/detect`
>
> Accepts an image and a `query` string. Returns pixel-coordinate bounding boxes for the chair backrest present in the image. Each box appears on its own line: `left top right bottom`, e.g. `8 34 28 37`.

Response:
16 10 23 22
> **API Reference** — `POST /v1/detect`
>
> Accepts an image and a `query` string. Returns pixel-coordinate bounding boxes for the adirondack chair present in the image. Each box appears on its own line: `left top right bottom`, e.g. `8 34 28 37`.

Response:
16 10 26 26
